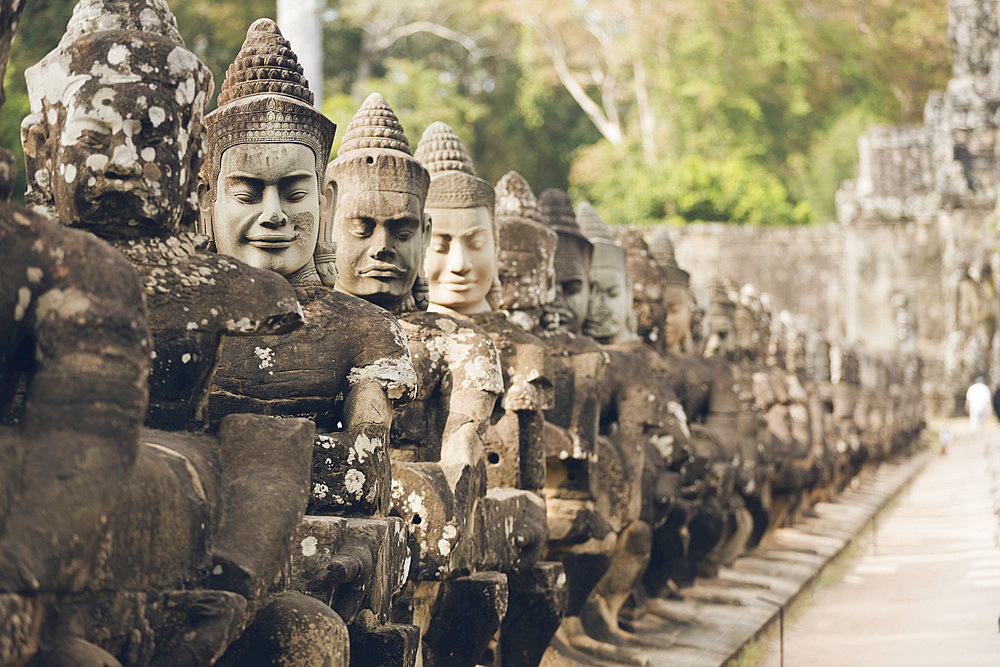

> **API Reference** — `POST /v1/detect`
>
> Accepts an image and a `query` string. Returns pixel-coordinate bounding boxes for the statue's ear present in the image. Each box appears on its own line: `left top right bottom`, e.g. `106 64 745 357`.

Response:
319 165 337 245
20 111 53 209
421 211 432 252
196 172 213 239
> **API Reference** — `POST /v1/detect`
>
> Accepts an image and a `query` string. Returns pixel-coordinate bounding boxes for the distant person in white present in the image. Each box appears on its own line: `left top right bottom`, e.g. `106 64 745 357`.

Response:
965 377 992 431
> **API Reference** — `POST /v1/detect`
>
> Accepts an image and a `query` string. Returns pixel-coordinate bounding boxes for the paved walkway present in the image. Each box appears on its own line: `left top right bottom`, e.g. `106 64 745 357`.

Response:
757 420 1000 667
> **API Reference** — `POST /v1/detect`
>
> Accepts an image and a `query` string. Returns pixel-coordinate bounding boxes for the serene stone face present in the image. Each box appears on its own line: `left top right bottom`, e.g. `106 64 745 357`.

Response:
552 234 591 334
664 284 692 352
425 206 495 314
333 189 427 308
213 143 320 276
584 265 630 341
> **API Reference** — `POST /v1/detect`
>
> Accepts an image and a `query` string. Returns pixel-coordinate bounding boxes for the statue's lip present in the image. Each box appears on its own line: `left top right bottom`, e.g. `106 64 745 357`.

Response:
436 280 475 291
247 233 296 248
359 263 405 277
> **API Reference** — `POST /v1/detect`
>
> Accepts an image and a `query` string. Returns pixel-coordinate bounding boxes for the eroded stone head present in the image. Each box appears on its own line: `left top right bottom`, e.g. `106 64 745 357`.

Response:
539 188 592 334
416 121 498 315
578 202 634 343
704 279 737 359
494 171 556 317
618 228 669 349
200 18 336 279
327 93 430 311
22 0 213 238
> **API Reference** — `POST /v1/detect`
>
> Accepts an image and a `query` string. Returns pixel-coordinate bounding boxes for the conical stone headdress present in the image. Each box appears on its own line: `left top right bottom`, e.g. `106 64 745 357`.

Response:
539 188 587 241
327 93 428 199
493 171 556 311
415 121 494 211
203 19 336 197
577 202 625 269
495 171 543 225
648 225 689 288
707 279 736 319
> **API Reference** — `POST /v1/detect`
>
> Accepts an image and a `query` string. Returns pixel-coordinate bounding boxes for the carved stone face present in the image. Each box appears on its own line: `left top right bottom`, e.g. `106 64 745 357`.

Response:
664 285 692 353
24 32 209 238
552 234 591 334
333 189 428 307
584 263 630 341
496 218 556 312
52 79 191 236
212 143 320 276
733 305 758 355
704 310 735 358
425 206 494 314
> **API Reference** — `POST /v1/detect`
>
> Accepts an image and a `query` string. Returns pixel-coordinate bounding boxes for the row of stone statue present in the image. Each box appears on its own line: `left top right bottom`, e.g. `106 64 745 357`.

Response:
0 2 924 665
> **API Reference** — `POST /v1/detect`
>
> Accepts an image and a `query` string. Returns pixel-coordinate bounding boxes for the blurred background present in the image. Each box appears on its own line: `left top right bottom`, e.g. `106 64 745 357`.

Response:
1 0 951 227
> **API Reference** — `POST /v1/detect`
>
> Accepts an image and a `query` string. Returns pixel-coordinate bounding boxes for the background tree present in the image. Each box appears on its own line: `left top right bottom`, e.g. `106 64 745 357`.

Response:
1 0 951 225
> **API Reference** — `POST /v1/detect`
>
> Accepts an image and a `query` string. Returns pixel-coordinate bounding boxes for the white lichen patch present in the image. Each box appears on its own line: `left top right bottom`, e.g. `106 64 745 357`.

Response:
254 346 274 370
349 432 380 464
63 164 77 183
347 356 417 402
666 401 690 438
14 287 31 322
107 43 128 65
25 267 43 283
36 287 90 321
226 317 257 333
85 154 109 171
313 482 330 499
180 353 191 364
148 106 166 128
345 469 366 499
300 535 318 557
141 147 156 162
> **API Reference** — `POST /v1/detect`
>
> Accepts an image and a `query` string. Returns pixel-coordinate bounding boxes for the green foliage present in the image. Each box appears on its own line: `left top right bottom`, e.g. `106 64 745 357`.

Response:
0 0 953 220
571 143 814 227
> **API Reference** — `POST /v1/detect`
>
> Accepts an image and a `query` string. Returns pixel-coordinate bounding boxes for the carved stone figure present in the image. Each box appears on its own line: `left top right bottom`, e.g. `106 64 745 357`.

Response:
198 21 421 664
573 204 662 664
328 94 510 665
648 233 746 583
416 123 561 666
18 1 329 663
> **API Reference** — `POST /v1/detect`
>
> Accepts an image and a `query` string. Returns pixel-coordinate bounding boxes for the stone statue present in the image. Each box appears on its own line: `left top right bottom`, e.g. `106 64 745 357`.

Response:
648 231 746 583
198 20 420 664
573 204 679 663
328 94 509 665
416 123 561 666
18 1 328 663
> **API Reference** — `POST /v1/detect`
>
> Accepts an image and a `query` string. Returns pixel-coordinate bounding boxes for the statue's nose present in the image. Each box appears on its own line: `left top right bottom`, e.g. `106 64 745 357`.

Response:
106 141 142 178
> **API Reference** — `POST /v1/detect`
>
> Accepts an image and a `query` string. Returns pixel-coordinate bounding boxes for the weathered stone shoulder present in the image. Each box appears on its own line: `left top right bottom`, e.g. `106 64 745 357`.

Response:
398 310 504 396
118 232 302 335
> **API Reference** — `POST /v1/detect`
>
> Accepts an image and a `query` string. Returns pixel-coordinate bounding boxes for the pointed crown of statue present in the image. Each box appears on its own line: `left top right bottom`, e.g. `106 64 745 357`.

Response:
203 19 336 197
577 202 625 270
493 170 555 255
326 92 429 199
494 170 543 225
415 121 494 211
648 226 690 288
707 279 736 319
538 188 587 240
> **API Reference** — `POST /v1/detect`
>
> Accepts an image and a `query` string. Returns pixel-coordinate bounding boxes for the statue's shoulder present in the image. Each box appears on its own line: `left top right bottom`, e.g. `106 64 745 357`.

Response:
400 310 503 393
1 203 145 325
